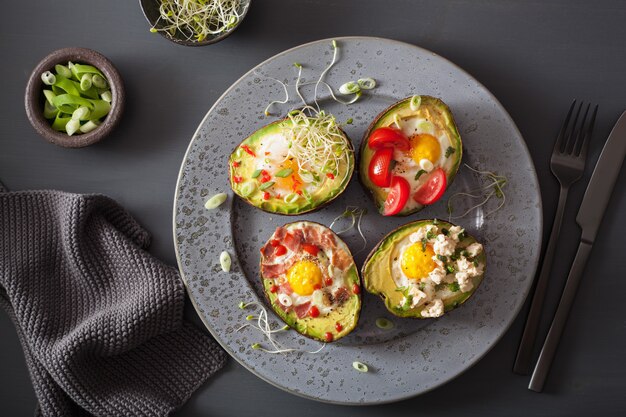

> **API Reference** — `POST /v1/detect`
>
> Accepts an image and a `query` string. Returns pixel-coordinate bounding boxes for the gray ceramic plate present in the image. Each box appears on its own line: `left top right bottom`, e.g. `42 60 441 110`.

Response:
173 37 542 404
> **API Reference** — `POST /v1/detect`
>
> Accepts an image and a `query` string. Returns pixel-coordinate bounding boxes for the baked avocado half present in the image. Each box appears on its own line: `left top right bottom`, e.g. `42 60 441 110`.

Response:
229 112 355 215
359 96 462 216
362 219 485 318
259 221 361 342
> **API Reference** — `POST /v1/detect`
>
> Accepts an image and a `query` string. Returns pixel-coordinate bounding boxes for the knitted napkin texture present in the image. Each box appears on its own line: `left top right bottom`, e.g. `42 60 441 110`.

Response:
0 186 226 417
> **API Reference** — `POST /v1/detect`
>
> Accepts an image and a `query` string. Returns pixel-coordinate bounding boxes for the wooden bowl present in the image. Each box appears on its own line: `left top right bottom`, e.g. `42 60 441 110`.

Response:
24 47 125 148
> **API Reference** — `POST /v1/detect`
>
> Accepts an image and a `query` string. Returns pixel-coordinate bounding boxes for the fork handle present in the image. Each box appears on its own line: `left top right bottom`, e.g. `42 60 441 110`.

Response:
513 185 569 374
529 240 593 391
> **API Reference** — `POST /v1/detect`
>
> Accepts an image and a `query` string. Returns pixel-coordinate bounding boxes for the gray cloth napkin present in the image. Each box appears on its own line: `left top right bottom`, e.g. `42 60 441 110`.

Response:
0 183 227 417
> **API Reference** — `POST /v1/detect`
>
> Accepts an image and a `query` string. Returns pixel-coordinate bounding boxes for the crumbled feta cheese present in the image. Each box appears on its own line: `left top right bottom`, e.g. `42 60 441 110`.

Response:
448 225 464 242
409 225 438 243
421 299 444 318
456 258 482 277
428 264 447 285
465 242 483 257
433 234 456 256
455 271 474 292
408 285 427 308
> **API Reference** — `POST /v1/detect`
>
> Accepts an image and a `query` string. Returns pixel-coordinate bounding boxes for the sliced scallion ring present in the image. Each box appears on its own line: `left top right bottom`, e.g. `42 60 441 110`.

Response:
410 95 422 111
71 106 90 121
204 193 228 209
283 193 299 204
375 317 394 330
357 78 376 90
352 361 369 373
91 74 108 89
100 90 112 103
240 181 257 197
41 71 56 86
54 64 72 79
219 251 232 272
79 120 100 133
65 119 80 136
80 73 93 91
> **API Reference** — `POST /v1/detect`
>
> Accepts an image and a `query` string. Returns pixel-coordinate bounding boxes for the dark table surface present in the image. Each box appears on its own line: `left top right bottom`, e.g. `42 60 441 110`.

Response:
1 0 625 415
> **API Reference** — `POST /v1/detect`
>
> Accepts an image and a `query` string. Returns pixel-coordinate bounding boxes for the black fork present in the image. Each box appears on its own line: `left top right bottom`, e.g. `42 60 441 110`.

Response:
513 100 598 374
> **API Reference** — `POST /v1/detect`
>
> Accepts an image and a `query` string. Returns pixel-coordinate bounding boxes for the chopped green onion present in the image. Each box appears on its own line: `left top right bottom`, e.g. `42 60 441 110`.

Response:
357 78 376 90
352 361 369 372
346 118 353 124
80 73 92 91
437 255 447 262
65 119 80 136
240 181 256 197
43 101 58 119
446 264 456 274
54 64 72 79
415 169 427 180
448 282 460 292
375 318 394 330
41 71 56 85
91 74 107 89
100 90 112 103
204 193 228 209
251 169 262 179
410 95 422 111
220 251 232 272
275 168 293 178
445 146 456 158
339 81 360 95
259 181 275 191
71 106 90 121
283 193 299 204
79 120 100 133
421 238 428 251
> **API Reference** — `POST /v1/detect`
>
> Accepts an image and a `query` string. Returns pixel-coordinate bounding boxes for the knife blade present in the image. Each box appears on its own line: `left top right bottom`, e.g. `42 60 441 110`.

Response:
529 110 626 392
577 110 626 243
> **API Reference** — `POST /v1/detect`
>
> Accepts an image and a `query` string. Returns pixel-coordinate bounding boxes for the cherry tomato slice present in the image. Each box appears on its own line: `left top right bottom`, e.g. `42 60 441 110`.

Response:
368 127 411 151
309 305 320 318
324 332 334 342
352 283 361 295
335 322 343 332
302 243 319 256
368 147 394 187
383 175 411 216
413 168 447 205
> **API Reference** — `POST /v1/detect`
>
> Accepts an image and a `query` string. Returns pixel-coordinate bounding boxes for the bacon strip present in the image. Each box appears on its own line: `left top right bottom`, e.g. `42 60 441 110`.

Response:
293 302 311 319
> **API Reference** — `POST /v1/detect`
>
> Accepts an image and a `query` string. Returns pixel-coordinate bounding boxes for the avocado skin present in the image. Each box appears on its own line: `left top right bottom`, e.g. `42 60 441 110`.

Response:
259 221 362 342
358 96 463 216
361 219 486 318
229 119 355 215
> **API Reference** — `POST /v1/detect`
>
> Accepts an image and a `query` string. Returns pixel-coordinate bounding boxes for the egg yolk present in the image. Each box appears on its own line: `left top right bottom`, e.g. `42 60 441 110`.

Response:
287 259 323 295
401 243 437 280
410 134 441 165
274 158 303 191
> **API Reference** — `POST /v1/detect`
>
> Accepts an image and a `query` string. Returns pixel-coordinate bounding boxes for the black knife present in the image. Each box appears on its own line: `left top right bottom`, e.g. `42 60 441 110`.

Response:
529 110 626 392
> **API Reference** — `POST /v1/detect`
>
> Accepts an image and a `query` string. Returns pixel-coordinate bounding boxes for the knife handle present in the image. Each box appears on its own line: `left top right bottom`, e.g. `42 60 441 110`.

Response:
514 186 569 375
529 240 593 392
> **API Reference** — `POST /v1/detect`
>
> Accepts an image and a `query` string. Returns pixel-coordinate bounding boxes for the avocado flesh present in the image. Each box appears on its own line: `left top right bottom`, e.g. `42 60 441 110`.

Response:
359 96 463 216
362 220 486 318
262 264 361 342
229 120 355 215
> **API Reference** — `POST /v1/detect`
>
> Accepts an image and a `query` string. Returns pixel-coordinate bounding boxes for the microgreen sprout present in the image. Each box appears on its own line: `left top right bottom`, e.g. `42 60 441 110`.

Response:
237 301 326 354
447 164 508 220
150 0 247 42
329 206 367 254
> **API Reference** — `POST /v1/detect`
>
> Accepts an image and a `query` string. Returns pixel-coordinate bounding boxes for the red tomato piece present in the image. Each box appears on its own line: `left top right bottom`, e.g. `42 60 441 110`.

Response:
324 277 333 286
260 170 271 183
383 176 411 216
352 283 360 295
232 160 240 167
274 245 287 256
309 305 320 318
413 168 447 205
269 284 278 293
263 192 270 200
233 176 243 184
368 127 410 151
241 144 256 157
324 332 334 342
335 322 343 332
302 243 319 256
326 172 335 180
368 147 394 187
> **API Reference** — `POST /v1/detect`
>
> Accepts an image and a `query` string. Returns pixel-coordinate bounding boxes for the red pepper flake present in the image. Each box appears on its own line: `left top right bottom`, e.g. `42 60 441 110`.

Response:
263 192 270 200
335 322 343 332
241 144 256 157
313 283 322 290
270 284 278 293
309 305 320 318
270 239 280 247
324 332 334 342
296 190 303 195
352 283 361 295
275 245 287 256
233 176 243 184
302 243 319 256
265 151 271 156
275 193 281 199
232 160 240 167
326 172 335 180
260 170 271 183
324 277 333 286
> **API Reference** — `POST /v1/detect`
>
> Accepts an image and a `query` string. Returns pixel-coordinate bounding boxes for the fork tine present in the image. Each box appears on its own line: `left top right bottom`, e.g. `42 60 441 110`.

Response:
554 100 576 153
577 104 598 158
571 103 591 155
564 101 584 154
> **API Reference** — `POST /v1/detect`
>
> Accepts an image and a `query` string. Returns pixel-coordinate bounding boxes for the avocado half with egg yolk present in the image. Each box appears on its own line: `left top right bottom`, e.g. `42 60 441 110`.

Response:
362 219 486 318
259 221 361 342
359 96 462 216
229 118 355 215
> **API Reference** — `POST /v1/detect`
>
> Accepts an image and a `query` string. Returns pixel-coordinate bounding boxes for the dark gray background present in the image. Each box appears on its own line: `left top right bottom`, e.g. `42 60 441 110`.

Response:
1 0 625 415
